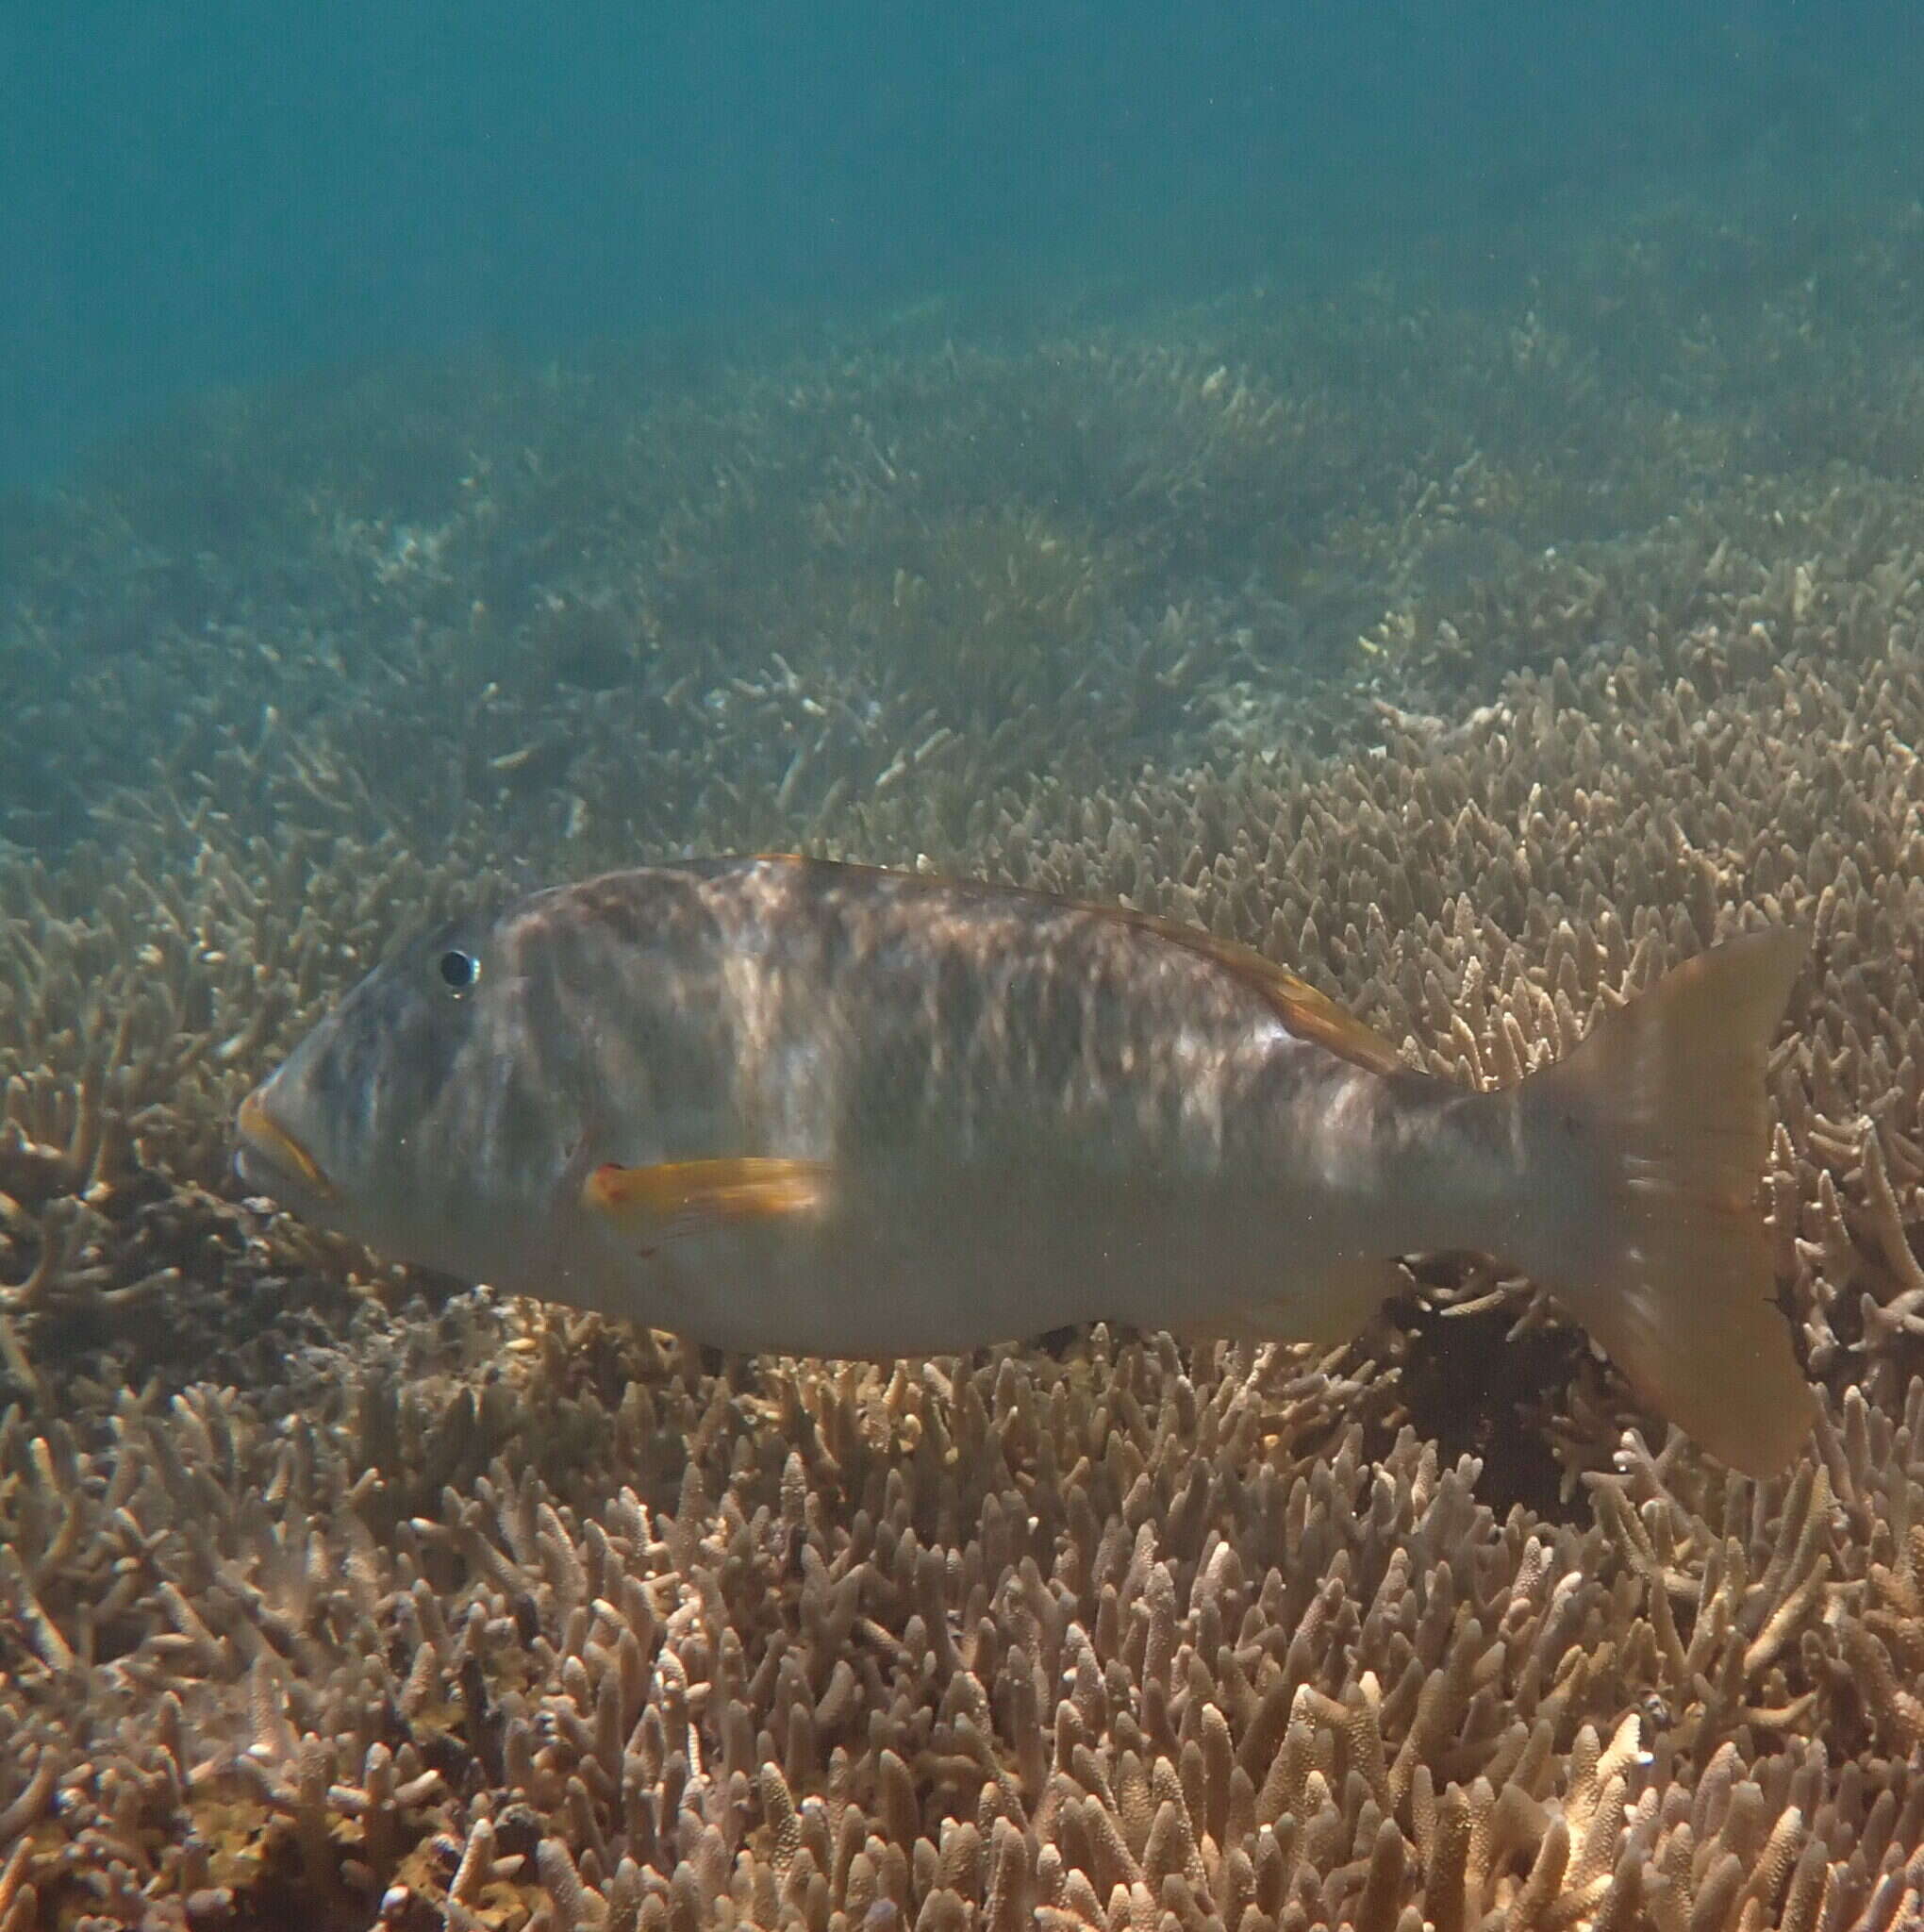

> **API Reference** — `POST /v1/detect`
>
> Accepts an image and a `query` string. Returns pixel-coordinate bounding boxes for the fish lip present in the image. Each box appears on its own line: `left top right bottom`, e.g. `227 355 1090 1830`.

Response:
236 1088 337 1202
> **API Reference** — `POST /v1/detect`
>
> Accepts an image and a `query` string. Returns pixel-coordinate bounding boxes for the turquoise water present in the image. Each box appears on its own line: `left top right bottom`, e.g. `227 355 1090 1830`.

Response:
5 3 1916 489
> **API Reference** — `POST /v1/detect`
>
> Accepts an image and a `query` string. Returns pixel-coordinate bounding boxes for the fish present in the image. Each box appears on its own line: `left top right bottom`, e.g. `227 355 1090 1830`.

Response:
234 854 1818 1477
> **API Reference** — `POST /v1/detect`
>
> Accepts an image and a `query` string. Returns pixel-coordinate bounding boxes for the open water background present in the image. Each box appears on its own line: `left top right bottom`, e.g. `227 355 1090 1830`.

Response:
6 1 1920 491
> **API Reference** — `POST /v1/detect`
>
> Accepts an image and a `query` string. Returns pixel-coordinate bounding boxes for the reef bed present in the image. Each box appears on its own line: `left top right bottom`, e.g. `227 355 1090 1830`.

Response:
3 201 1924 1928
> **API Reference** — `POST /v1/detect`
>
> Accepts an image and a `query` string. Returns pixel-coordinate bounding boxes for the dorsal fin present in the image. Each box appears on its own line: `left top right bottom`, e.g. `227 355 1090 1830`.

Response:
1098 908 1411 1075
747 853 1410 1077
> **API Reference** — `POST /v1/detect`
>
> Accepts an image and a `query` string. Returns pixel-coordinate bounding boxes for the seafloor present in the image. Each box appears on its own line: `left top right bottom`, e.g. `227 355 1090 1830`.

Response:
2 200 1922 1930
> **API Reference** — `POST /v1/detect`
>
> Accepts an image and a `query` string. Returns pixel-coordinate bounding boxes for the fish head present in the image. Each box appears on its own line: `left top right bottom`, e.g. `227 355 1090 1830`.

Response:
235 907 545 1274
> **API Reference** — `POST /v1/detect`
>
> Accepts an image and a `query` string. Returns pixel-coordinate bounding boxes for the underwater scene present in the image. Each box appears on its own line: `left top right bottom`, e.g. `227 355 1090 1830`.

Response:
5 4 1924 1927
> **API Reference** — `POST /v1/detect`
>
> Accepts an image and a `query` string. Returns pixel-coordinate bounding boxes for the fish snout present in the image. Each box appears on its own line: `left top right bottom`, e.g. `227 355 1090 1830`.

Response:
235 1085 337 1202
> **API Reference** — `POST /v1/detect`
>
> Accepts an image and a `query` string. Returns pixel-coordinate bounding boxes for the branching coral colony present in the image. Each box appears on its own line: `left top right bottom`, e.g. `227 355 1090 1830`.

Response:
0 608 1919 1926
4 219 1924 1925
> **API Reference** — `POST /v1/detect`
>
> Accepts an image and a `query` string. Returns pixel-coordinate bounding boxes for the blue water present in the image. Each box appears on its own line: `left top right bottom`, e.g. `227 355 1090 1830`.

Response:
4 1 1916 491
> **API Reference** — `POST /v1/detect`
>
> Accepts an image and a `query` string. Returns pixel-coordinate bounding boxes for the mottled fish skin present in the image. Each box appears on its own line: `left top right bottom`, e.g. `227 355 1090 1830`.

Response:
237 855 1818 1476
236 857 1504 1354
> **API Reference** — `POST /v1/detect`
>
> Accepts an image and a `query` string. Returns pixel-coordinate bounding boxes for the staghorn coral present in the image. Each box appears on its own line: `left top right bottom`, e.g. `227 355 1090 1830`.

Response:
3 1311 1924 1928
6 202 1924 1926
1 591 1922 1923
9 200 1922 862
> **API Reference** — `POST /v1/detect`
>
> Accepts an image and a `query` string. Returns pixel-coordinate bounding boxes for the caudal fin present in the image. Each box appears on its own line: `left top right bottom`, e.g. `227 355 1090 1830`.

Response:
1519 928 1817 1479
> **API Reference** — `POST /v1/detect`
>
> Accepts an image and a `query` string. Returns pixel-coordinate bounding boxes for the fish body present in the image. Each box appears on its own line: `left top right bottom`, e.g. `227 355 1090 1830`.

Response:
237 855 1817 1475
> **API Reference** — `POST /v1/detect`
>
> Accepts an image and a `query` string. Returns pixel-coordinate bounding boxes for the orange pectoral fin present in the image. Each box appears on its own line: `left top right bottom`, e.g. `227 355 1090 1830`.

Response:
582 1158 831 1251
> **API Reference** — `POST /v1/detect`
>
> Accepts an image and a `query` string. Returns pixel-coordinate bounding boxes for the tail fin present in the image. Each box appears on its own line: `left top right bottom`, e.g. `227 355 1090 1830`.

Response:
1518 928 1816 1478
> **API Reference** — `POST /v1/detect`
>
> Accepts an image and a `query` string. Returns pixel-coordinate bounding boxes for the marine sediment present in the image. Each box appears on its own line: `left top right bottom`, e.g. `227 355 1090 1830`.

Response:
3 200 1923 1925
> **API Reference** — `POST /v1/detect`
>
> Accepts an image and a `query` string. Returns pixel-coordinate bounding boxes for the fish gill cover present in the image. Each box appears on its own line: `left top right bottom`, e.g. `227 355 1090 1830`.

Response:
2 6 1924 1928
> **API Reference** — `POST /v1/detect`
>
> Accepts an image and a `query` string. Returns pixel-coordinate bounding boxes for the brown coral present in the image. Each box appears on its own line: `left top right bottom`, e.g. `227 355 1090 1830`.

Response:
6 201 1924 1927
6 610 1924 1924
6 1307 1924 1927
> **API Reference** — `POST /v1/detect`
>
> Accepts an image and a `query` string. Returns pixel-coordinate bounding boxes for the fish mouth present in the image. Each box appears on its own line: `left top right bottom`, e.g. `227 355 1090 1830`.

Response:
236 1088 337 1202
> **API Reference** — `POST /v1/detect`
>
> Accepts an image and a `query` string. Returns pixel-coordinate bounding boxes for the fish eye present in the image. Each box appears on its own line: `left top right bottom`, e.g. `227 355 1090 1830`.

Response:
438 948 481 995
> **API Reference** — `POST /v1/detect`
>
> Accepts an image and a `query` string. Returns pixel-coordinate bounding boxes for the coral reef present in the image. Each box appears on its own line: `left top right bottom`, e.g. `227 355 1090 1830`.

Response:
5 617 1923 1925
7 1307 1924 1931
4 199 1924 1925
9 201 1920 862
